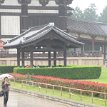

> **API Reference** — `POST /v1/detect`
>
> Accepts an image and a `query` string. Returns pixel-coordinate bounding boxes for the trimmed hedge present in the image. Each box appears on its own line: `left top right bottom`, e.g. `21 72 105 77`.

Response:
14 66 101 79
0 66 16 74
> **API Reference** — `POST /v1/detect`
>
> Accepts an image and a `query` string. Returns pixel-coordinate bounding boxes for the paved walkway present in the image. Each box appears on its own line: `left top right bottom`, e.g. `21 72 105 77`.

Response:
0 91 72 107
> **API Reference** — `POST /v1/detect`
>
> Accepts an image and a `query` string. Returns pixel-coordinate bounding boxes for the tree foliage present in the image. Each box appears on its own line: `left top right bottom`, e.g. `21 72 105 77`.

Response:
99 6 107 24
71 7 84 20
71 3 107 24
83 4 98 22
72 3 98 22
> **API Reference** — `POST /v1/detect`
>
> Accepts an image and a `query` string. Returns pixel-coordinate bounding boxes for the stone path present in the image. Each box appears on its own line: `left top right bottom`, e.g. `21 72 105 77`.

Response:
0 91 72 107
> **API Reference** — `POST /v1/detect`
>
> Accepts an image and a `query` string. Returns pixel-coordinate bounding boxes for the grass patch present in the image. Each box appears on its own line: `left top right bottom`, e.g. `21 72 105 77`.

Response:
10 81 107 107
85 67 107 83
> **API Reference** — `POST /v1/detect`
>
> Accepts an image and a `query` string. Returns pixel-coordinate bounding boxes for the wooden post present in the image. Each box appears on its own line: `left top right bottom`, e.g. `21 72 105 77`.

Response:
91 92 94 103
104 94 107 106
69 88 71 98
80 90 82 101
30 51 33 67
22 50 25 67
53 85 55 94
103 44 106 64
48 51 51 67
91 37 96 53
64 49 67 66
54 51 56 66
46 84 48 93
17 48 20 66
81 44 84 56
60 86 62 96
0 13 1 36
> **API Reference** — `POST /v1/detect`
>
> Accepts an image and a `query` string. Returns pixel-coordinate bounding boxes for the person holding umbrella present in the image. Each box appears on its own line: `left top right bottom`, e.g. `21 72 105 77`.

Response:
2 77 10 107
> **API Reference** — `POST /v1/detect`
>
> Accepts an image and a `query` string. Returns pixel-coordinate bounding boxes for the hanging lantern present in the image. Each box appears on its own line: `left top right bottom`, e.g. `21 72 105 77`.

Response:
0 0 5 4
18 0 31 4
39 0 49 6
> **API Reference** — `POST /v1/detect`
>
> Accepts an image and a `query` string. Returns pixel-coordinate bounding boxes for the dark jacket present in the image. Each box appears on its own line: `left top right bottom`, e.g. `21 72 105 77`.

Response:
2 81 10 92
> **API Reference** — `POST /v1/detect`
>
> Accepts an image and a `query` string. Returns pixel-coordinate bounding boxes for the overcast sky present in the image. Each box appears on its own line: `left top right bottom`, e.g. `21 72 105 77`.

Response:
70 0 107 14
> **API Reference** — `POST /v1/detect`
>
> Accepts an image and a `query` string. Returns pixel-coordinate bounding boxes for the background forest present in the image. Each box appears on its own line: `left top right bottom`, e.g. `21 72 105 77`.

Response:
69 3 107 24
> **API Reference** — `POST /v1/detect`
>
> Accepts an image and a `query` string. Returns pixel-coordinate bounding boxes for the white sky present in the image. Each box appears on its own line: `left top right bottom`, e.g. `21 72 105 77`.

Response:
70 0 107 14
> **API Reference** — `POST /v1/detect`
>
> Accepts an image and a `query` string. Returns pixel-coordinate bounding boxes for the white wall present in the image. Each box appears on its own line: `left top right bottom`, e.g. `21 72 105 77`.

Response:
1 16 20 35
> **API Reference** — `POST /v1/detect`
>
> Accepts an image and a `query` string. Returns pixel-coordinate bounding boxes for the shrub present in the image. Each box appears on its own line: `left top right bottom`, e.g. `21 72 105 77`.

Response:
14 66 101 79
0 66 16 74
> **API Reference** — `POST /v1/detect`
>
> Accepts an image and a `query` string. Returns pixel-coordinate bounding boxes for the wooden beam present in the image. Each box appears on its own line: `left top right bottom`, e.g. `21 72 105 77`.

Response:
0 5 72 10
0 35 17 38
0 12 58 16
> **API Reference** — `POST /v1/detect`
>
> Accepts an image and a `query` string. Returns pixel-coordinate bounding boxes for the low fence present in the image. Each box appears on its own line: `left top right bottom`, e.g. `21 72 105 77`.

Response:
13 80 107 107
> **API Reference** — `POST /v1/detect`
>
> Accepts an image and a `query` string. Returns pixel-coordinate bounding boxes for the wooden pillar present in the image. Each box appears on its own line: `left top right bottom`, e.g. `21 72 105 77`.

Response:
17 48 20 66
54 51 57 66
30 51 33 67
103 44 106 63
81 45 84 56
91 37 96 52
64 49 67 66
22 50 25 67
48 51 51 67
0 13 1 36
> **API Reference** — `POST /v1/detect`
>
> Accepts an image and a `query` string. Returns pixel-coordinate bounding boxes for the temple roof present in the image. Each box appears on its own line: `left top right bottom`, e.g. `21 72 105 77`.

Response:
67 18 107 37
4 22 84 49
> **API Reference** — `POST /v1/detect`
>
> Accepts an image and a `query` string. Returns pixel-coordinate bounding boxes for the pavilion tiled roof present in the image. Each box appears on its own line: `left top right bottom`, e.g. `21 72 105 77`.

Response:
67 18 107 37
4 23 84 48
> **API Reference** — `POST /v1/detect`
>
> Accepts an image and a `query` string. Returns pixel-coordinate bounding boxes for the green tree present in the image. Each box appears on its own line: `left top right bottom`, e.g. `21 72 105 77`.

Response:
99 6 107 24
71 7 84 20
83 3 98 22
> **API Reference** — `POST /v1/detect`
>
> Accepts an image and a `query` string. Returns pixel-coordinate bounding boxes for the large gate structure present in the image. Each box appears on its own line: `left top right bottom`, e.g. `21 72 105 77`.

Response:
0 0 73 39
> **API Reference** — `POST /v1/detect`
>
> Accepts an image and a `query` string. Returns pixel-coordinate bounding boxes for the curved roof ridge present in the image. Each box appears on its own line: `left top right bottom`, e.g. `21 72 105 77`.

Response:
4 22 84 48
52 26 84 45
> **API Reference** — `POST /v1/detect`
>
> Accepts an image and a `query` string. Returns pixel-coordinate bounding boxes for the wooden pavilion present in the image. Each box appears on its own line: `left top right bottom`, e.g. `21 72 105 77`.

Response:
3 23 83 67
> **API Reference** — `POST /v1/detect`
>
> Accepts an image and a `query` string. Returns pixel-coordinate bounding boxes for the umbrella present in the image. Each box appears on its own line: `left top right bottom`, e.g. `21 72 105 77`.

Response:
0 74 14 80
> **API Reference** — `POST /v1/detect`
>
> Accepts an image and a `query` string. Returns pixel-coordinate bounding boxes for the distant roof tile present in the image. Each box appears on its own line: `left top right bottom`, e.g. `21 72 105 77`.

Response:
67 18 107 37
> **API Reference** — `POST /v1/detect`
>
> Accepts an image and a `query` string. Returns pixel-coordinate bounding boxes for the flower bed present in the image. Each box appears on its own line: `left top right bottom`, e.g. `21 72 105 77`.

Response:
11 73 107 93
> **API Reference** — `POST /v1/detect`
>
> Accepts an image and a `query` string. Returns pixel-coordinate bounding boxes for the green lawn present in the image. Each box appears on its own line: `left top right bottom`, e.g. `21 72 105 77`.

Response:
1 67 107 107
87 67 107 83
10 81 107 107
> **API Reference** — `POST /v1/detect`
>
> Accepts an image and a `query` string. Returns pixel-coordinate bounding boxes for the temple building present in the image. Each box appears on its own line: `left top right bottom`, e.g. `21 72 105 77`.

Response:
0 0 107 65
